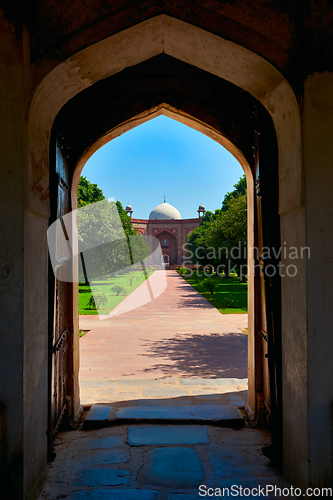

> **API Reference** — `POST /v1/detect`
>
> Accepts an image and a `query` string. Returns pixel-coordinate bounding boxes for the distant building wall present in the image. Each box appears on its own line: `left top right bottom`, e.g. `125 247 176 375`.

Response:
131 217 200 265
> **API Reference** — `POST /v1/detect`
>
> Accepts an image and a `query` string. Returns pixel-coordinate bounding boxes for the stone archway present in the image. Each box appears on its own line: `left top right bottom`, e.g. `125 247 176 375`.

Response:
25 13 306 495
156 231 178 266
162 254 170 267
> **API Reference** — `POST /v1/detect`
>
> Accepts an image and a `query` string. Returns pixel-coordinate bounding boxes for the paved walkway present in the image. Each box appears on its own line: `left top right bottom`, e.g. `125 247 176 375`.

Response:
79 270 248 405
38 424 291 500
37 272 291 499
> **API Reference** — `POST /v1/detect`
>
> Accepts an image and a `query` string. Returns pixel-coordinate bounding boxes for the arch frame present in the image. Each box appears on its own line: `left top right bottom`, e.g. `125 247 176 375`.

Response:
71 103 256 415
28 14 301 217
26 13 306 488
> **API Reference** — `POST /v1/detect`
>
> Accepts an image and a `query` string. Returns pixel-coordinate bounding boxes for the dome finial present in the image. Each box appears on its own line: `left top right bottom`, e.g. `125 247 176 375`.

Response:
164 195 166 203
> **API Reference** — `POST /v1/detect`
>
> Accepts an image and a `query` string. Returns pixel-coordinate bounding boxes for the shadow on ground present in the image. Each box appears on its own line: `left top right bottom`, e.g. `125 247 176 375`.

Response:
88 390 248 408
140 332 248 378
176 292 214 308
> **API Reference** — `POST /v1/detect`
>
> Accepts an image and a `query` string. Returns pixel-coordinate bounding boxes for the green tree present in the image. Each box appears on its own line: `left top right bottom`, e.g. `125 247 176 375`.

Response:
221 175 246 211
116 201 136 237
206 191 247 280
186 175 247 280
186 210 222 266
78 200 132 280
77 193 150 283
111 285 127 296
77 176 106 208
88 292 108 309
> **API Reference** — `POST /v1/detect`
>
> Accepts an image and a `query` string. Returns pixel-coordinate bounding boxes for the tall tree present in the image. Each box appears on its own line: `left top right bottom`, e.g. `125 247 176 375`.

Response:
221 175 247 211
77 175 106 207
76 179 149 282
186 210 221 266
186 175 247 280
206 192 247 279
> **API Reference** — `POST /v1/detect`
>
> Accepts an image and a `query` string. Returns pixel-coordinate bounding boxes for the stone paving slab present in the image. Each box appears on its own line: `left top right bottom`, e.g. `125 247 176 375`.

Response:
83 403 244 428
74 469 130 486
85 405 112 422
80 381 118 388
78 435 126 449
143 388 189 398
119 379 161 387
114 405 243 426
180 378 247 386
127 425 210 446
208 447 274 478
80 377 248 406
78 448 130 464
37 425 291 500
137 399 194 407
66 489 161 500
138 447 204 488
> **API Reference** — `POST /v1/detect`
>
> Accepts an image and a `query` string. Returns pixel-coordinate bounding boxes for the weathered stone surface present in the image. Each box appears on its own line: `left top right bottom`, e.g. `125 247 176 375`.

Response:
137 399 193 407
119 379 160 386
227 395 244 401
162 377 177 384
115 405 243 425
74 468 130 486
143 388 188 398
128 425 210 445
208 448 272 478
80 380 117 387
180 378 247 386
82 447 130 464
167 494 204 500
67 489 160 499
79 435 125 449
119 392 141 398
138 447 204 488
85 405 111 421
229 401 244 407
94 389 116 396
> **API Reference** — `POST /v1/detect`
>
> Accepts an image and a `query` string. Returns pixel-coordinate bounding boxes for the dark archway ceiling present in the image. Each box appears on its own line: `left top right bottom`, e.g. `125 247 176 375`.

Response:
54 54 275 172
5 1 333 91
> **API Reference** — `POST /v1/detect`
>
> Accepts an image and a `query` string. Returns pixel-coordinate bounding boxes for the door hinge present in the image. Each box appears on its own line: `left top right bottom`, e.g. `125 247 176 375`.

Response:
55 329 69 352
259 330 268 343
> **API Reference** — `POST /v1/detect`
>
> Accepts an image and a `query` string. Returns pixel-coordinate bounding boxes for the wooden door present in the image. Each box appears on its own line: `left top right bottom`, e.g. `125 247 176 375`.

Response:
253 108 283 464
48 133 73 457
254 145 271 418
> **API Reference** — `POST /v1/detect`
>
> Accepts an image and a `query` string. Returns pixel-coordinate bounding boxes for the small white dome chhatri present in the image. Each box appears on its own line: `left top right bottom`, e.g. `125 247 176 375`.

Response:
125 204 133 211
149 199 181 220
198 203 206 217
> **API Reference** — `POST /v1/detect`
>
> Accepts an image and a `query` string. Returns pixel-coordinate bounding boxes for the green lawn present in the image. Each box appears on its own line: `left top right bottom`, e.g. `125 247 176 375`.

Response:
182 272 247 314
78 267 155 315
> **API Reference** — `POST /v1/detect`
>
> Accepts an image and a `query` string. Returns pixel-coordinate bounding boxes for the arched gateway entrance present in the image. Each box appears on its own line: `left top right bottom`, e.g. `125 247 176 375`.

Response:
48 43 284 456
8 11 311 500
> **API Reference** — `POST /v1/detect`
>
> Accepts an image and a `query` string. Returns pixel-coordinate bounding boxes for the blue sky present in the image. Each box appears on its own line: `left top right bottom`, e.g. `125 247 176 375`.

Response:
82 116 244 219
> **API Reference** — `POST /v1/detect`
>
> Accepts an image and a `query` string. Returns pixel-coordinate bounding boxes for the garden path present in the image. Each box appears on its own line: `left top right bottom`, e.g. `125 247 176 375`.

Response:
79 270 248 405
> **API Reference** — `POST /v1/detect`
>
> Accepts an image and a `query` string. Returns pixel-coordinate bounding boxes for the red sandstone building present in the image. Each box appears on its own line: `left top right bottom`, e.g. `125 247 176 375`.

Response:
127 200 206 267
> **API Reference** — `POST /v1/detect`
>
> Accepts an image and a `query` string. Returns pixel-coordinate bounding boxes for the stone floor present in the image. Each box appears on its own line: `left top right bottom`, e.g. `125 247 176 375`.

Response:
37 271 292 499
79 377 249 407
37 423 291 500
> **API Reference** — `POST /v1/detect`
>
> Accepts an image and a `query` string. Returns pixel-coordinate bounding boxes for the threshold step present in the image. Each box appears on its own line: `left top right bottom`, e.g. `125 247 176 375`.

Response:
84 404 244 429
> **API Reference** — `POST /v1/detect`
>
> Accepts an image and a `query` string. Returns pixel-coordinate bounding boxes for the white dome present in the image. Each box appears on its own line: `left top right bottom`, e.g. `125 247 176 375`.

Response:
149 202 181 220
